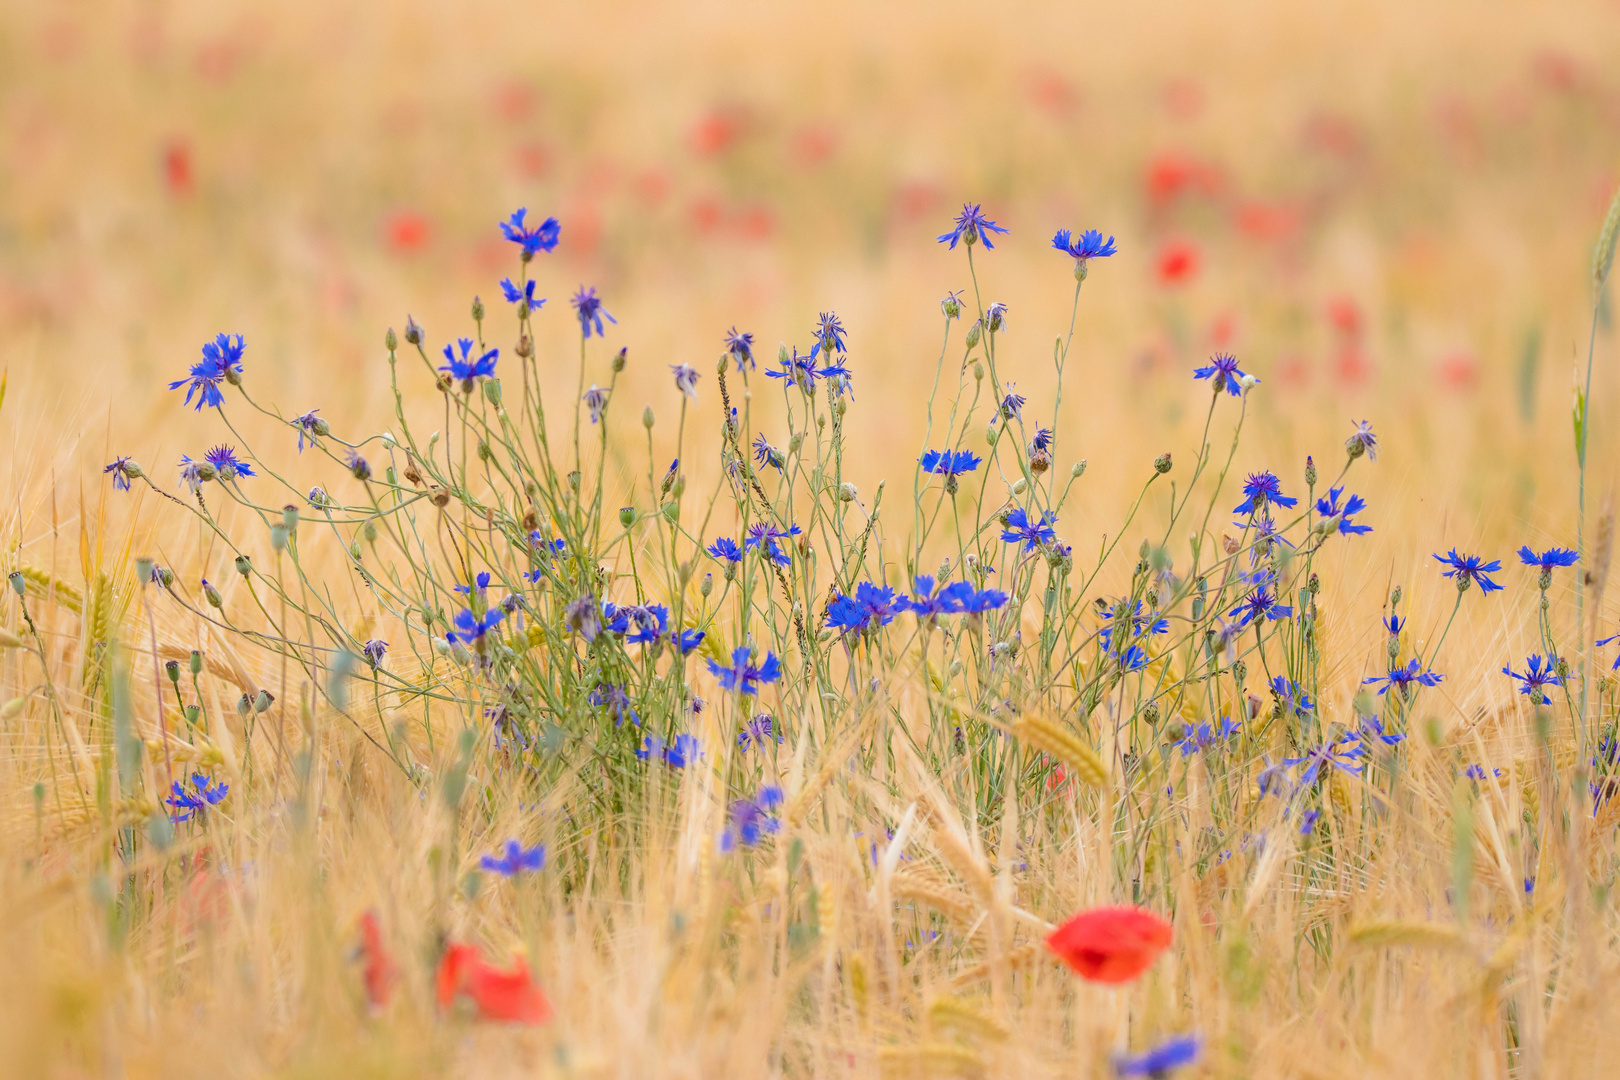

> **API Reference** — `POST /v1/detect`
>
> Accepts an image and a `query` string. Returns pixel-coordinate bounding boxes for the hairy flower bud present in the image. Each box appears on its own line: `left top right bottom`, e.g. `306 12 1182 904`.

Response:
1072 459 1087 478
642 406 655 430
483 378 502 407
839 482 858 502
1305 455 1317 488
1030 448 1051 474
404 316 423 345
471 296 485 322
701 572 714 597
202 580 222 608
385 326 398 352
1154 452 1172 474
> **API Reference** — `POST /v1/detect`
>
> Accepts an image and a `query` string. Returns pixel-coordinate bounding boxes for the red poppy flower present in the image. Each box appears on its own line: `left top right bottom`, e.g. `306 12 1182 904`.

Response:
1155 241 1200 286
357 909 397 1012
386 210 431 253
1046 905 1172 983
162 139 194 197
436 942 553 1024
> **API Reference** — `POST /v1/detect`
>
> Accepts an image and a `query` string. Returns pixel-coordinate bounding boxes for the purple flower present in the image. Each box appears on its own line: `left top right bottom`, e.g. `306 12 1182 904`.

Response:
937 203 1008 250
440 337 499 385
499 277 545 309
738 714 780 751
1001 507 1057 551
707 537 743 564
480 839 546 876
1230 579 1292 628
745 522 801 565
1192 353 1252 396
724 327 755 370
571 286 616 338
583 384 610 423
813 311 847 356
1314 487 1371 535
1434 549 1503 594
446 606 504 645
1052 228 1118 261
169 333 245 409
1518 545 1579 570
765 346 850 394
104 457 136 492
499 208 560 258
1112 1035 1199 1079
920 449 982 476
720 786 784 851
671 363 700 399
590 682 639 727
1346 419 1378 461
1234 471 1297 514
165 772 229 823
1503 654 1562 705
753 433 784 471
707 647 782 696
362 639 388 667
826 582 901 634
204 444 255 480
292 409 323 452
637 733 700 768
1284 738 1365 784
1363 659 1443 696
1175 716 1240 756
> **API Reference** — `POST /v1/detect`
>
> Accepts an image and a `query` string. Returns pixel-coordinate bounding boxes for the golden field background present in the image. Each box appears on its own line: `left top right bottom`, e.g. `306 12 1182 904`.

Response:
5 1 1620 1077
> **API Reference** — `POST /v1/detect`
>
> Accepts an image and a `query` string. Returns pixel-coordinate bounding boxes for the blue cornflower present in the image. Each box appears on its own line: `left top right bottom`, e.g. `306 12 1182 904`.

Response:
1256 757 1290 797
571 286 616 338
204 444 255 480
765 346 849 393
362 639 388 667
1193 354 1254 398
707 537 744 564
583 384 610 423
453 571 492 597
1434 549 1504 594
813 311 847 355
1245 516 1297 564
590 682 639 727
104 457 136 492
721 786 784 851
499 277 545 310
166 773 229 823
957 585 1009 613
1598 632 1620 670
1234 471 1297 514
676 628 706 655
1270 676 1315 717
480 839 546 876
1463 764 1500 781
1230 580 1292 628
1346 419 1379 461
170 333 245 409
600 601 632 636
439 337 499 385
531 533 565 559
671 363 700 399
1314 487 1371 535
920 449 982 476
745 522 801 565
984 301 1009 333
753 433 784 470
1113 1034 1200 1078
1518 545 1579 571
937 203 1008 250
1383 614 1405 636
1363 659 1443 696
1099 600 1170 655
724 327 755 370
291 409 322 452
637 733 701 768
1285 738 1365 784
738 714 779 751
624 604 670 645
1052 228 1119 262
1298 809 1322 835
826 582 901 635
1175 716 1240 756
1001 507 1057 551
1029 426 1053 453
1353 715 1405 747
707 647 782 696
1503 654 1563 705
904 575 966 619
999 384 1026 419
446 607 504 645
499 208 560 258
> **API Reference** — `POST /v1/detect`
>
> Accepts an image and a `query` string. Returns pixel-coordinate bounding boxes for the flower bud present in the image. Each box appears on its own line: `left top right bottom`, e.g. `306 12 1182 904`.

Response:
404 316 423 345
839 482 858 502
515 334 532 358
234 554 252 577
1305 455 1317 488
196 462 218 482
567 470 581 491
123 460 145 479
164 659 180 684
189 649 204 675
1239 373 1258 393
1012 477 1028 494
349 541 362 561
483 378 502 407
254 689 274 714
385 326 398 352
1390 586 1402 607
701 572 714 597
476 441 492 462
202 579 222 608
971 361 984 381
350 456 371 481
1030 449 1051 474
1539 566 1552 591
642 406 655 430
965 322 981 349
237 693 252 719
1154 452 1173 474
945 475 960 496
715 354 728 375
942 293 962 319
1557 657 1571 678
1071 459 1087 478
471 296 485 322
1233 660 1247 684
619 506 636 528
1387 636 1400 659
1345 434 1365 461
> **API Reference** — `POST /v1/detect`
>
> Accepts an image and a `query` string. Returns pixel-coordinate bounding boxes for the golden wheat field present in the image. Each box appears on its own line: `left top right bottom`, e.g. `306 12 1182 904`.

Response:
6 1 1620 1077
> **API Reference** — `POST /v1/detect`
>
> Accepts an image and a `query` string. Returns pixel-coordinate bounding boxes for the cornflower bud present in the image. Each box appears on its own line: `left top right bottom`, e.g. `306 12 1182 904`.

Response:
839 482 858 502
1072 459 1087 478
202 579 222 608
196 462 218 482
611 347 627 373
1305 455 1318 488
701 572 714 597
1539 566 1553 591
965 322 981 348
515 334 533 358
1030 448 1051 474
122 461 145 480
971 361 984 381
385 327 398 352
471 296 485 323
567 471 581 491
1557 657 1571 679
1345 433 1365 461
1154 453 1173 474
404 316 423 345
1390 586 1402 607
714 354 728 375
1232 660 1247 684
476 441 492 462
642 406 655 429
1012 477 1027 494
484 379 502 407
349 541 363 561
945 475 960 496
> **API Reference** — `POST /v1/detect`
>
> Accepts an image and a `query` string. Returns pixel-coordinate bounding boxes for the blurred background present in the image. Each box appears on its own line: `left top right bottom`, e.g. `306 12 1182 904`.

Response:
4 0 1620 597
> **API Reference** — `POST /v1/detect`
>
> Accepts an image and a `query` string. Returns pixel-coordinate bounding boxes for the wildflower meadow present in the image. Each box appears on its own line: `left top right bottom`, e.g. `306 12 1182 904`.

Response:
6 3 1620 1078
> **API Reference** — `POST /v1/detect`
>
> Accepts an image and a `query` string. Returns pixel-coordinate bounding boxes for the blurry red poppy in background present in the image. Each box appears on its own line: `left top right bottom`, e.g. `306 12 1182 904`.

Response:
385 210 432 254
436 942 552 1024
162 140 194 197
1046 905 1173 983
357 909 397 1013
1156 241 1200 286
1439 352 1477 390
